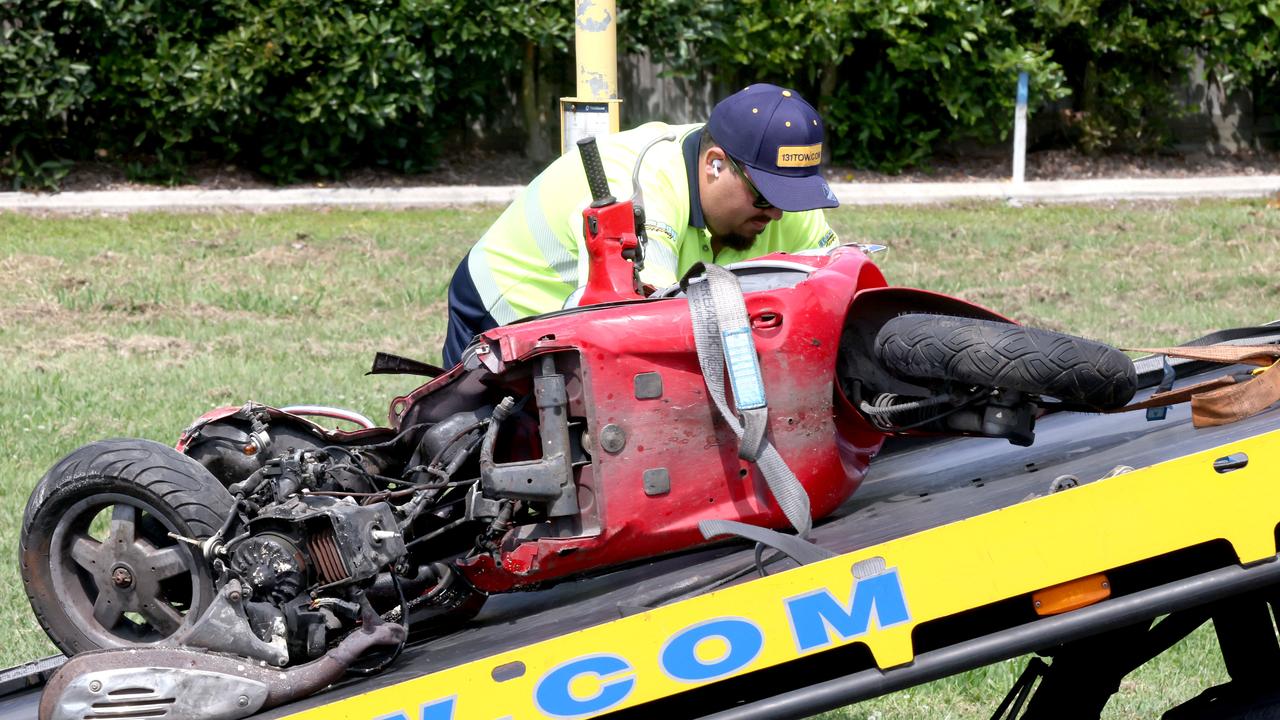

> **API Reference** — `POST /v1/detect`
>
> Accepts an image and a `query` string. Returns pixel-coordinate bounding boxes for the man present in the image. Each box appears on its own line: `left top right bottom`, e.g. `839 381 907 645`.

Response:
442 83 841 366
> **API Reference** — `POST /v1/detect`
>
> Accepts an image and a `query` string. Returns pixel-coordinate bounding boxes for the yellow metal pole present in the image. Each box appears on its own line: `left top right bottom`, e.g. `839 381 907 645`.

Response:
561 0 622 153
575 0 617 106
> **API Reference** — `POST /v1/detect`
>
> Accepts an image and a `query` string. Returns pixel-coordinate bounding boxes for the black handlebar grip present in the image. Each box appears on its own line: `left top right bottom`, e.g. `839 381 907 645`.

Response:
577 137 615 207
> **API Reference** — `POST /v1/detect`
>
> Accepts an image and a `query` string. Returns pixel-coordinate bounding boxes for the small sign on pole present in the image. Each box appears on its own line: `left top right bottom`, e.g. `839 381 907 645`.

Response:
562 101 615 151
1012 71 1028 184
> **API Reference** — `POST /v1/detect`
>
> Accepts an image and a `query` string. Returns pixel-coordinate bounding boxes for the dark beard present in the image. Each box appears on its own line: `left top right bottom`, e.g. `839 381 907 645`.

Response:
717 232 754 251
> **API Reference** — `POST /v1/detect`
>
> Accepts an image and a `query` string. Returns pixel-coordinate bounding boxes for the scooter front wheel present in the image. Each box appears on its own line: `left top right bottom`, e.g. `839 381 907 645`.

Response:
874 313 1137 411
20 438 236 656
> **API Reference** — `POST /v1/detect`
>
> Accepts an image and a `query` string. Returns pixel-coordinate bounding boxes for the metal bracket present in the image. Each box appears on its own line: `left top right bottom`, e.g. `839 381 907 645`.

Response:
172 580 289 667
1147 355 1176 422
480 356 579 517
466 483 505 521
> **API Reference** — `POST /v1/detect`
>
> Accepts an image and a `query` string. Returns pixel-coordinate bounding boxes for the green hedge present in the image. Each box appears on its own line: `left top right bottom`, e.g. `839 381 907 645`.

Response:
636 0 1280 170
3 0 1278 188
2 0 469 187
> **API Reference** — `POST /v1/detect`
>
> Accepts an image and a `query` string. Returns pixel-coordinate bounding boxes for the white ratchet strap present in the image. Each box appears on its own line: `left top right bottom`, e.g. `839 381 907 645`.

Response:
682 262 813 537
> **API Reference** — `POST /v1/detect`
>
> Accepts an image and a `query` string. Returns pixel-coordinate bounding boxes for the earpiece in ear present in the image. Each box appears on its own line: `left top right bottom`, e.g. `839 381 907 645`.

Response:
712 159 722 178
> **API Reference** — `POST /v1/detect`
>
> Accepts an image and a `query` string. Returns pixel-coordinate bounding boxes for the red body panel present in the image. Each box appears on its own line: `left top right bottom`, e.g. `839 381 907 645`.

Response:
399 247 890 593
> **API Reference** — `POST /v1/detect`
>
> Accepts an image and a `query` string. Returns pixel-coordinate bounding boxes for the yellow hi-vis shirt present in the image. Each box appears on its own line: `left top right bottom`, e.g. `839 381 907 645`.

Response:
463 122 840 325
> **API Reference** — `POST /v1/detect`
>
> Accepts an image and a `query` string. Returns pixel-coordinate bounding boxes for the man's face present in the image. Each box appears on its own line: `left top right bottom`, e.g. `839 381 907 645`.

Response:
702 150 785 250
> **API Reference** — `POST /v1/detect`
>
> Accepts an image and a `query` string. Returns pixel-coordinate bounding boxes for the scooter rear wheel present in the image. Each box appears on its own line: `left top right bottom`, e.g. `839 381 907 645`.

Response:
874 313 1137 410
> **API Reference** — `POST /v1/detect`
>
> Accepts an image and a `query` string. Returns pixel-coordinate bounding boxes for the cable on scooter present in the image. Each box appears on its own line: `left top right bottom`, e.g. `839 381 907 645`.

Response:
347 571 408 677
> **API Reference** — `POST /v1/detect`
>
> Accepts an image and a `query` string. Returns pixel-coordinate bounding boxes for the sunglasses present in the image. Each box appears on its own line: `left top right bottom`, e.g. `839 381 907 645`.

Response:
724 155 775 210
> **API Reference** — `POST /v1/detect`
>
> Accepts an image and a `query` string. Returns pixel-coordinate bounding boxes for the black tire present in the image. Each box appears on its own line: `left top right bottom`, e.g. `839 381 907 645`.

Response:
874 314 1137 410
20 438 237 656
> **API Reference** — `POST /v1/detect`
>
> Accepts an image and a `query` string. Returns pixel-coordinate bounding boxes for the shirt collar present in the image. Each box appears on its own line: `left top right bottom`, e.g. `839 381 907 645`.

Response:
683 127 705 230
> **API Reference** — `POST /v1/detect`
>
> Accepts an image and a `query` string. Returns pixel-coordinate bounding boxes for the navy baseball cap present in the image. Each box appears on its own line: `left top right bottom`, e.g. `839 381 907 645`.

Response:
706 83 838 212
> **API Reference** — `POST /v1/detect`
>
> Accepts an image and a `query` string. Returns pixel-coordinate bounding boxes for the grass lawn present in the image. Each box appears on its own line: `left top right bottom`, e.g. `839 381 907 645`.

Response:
2 199 1277 717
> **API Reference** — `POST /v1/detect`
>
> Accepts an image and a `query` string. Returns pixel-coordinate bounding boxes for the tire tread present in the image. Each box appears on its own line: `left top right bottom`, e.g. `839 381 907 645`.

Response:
874 314 1137 409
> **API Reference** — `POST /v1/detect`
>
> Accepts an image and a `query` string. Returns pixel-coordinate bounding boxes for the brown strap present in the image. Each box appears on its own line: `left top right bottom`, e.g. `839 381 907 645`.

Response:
1111 375 1238 412
1125 345 1280 368
1110 344 1280 426
1191 360 1280 427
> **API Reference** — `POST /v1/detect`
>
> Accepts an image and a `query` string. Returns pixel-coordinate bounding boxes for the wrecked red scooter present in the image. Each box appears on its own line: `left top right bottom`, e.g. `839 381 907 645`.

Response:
23 137 1137 719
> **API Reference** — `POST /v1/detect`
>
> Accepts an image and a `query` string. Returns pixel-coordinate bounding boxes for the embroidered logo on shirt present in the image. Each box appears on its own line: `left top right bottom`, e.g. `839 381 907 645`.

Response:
645 220 677 245
818 229 839 247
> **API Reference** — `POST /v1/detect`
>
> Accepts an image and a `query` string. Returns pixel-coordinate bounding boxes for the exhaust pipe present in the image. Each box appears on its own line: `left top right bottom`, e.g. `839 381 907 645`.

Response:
39 615 405 720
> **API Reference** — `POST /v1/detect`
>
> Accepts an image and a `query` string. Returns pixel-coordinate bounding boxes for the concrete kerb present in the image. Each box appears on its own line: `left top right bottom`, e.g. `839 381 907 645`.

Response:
1 176 1278 213
832 175 1280 205
0 185 526 213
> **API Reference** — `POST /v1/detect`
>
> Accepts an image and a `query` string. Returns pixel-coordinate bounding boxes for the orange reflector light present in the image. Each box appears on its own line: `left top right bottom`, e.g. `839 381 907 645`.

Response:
243 444 258 455
1032 573 1111 616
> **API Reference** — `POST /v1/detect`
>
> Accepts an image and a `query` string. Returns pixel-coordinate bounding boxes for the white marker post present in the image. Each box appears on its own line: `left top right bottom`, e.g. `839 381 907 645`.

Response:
1012 71 1028 184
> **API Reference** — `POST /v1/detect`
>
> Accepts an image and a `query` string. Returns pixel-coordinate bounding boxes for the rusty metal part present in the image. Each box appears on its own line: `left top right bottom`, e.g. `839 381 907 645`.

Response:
39 617 406 720
244 496 403 588
229 534 305 604
171 580 289 667
307 526 348 585
109 567 133 589
47 497 211 648
479 356 580 517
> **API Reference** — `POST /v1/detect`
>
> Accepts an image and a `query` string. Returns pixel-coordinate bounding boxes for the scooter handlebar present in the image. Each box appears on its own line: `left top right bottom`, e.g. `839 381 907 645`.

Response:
577 137 615 207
